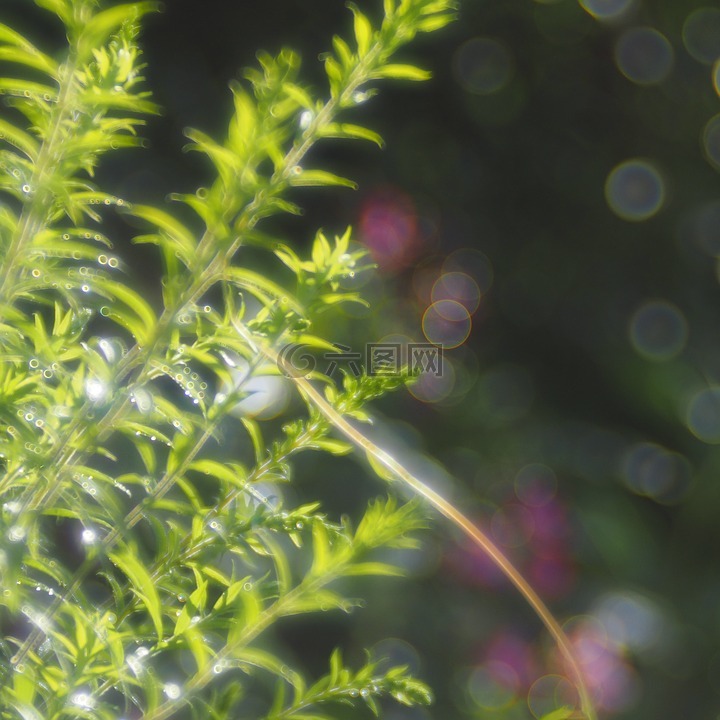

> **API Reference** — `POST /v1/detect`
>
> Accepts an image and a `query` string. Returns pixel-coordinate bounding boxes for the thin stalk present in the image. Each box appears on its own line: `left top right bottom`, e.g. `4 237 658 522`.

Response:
233 318 598 720
0 59 77 303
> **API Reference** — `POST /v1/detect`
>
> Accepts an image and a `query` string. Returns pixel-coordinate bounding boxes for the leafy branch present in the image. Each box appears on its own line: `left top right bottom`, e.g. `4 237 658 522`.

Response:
0 1 597 720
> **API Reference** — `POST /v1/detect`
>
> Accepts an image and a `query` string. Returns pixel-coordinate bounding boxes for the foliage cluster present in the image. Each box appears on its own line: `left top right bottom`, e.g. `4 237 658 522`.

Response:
0 1 464 718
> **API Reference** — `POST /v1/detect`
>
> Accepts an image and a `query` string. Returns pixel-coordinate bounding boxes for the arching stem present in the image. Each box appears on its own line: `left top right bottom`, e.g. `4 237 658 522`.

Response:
233 318 598 720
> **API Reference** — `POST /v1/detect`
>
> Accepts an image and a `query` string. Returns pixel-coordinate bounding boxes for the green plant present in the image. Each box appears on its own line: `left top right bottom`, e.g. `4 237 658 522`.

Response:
0 2 595 719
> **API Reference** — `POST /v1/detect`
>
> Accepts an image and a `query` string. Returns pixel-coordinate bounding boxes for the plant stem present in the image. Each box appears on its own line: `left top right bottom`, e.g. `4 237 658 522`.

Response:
0 59 77 305
233 318 599 720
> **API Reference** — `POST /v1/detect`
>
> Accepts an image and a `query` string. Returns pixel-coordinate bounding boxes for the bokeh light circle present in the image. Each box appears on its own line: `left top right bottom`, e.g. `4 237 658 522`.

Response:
714 58 720 96
682 8 720 65
431 272 481 313
689 201 720 255
412 257 443 305
687 388 720 443
703 114 720 170
422 300 472 348
622 442 692 504
614 27 673 85
407 357 456 404
605 159 665 221
595 592 663 652
528 674 578 719
443 248 494 294
453 38 514 95
579 0 635 22
467 663 518 710
359 188 420 271
628 300 688 361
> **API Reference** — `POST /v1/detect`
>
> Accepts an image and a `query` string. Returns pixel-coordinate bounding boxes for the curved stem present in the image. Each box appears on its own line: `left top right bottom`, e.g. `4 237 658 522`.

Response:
233 319 598 720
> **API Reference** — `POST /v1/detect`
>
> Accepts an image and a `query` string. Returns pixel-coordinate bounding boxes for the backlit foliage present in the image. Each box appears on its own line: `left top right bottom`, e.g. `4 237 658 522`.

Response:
0 1 458 718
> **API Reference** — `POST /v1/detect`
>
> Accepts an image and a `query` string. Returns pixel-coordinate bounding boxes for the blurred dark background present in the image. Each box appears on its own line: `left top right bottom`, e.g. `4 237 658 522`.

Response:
7 0 720 717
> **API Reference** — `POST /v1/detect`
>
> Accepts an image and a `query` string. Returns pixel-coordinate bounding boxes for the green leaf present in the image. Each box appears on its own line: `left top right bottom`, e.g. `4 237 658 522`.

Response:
0 77 56 100
109 547 164 639
76 2 161 61
225 267 304 315
370 64 432 81
0 118 40 161
289 169 357 189
126 204 197 259
310 438 353 455
12 663 36 705
540 708 575 720
241 417 265 464
317 122 384 147
0 47 58 77
92 276 157 345
416 13 457 32
348 3 374 57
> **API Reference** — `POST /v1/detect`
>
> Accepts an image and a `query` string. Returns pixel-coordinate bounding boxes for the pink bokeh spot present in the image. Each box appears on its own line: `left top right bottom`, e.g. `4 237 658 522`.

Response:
358 188 421 271
561 619 641 714
444 493 575 596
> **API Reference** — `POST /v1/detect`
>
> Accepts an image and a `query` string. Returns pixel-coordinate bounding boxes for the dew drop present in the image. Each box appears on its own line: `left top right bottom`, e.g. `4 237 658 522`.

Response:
299 110 313 129
131 387 154 414
85 377 108 403
71 692 95 709
163 683 182 700
81 528 97 544
8 525 26 542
